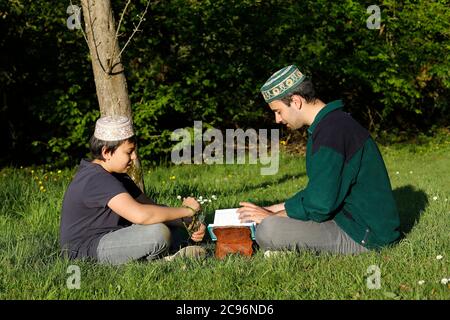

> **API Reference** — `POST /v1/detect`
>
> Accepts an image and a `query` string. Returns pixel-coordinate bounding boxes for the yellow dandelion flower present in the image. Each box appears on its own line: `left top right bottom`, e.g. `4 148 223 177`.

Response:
40 185 44 190
169 175 176 180
58 170 62 174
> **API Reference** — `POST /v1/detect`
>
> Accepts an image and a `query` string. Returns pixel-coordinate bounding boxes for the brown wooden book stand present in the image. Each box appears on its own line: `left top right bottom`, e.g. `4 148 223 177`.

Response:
213 227 253 259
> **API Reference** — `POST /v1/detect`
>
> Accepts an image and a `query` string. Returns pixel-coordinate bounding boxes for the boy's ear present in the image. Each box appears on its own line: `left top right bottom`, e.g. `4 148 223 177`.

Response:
101 146 112 161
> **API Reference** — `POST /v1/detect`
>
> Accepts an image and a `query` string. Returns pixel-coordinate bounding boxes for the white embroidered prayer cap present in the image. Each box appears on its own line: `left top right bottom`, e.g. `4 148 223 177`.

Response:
94 115 134 141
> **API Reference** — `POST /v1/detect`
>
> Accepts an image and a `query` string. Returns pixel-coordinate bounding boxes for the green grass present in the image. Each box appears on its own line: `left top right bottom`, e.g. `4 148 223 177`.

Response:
1 137 449 300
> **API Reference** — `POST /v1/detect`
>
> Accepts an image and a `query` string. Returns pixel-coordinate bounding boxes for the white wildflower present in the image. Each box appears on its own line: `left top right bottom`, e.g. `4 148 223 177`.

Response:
440 278 448 285
395 171 399 175
418 280 425 285
436 255 443 260
433 196 438 201
176 195 182 200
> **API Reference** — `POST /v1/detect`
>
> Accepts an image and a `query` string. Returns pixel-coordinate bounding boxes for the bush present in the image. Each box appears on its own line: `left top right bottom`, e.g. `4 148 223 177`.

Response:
1 0 449 166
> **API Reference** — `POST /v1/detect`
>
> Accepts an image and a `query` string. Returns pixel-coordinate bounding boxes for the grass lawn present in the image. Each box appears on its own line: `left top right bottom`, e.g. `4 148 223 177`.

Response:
0 136 449 300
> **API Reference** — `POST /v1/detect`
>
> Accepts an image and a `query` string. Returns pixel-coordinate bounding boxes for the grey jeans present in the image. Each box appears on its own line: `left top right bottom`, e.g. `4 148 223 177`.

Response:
256 216 369 255
96 223 188 265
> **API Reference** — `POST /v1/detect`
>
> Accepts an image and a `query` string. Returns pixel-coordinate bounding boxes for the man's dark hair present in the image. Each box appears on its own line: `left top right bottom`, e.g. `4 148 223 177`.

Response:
280 79 316 106
89 135 137 160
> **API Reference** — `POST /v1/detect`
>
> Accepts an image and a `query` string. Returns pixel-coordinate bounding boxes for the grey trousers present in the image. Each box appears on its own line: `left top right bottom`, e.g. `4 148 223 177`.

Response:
96 223 188 265
256 216 369 255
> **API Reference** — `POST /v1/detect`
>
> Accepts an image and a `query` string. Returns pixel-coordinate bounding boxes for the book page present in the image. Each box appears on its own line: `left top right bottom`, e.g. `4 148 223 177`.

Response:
213 208 255 227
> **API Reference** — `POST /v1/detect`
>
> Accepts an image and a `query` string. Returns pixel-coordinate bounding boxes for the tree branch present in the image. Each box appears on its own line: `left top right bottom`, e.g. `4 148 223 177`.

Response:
87 0 107 74
109 0 131 74
115 0 132 43
108 61 124 75
113 0 152 69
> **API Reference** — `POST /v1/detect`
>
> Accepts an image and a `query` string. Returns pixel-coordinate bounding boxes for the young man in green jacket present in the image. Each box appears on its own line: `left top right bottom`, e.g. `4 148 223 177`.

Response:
237 65 401 254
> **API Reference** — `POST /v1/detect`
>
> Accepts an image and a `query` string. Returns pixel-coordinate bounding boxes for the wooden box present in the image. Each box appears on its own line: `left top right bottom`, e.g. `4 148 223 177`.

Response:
213 227 253 259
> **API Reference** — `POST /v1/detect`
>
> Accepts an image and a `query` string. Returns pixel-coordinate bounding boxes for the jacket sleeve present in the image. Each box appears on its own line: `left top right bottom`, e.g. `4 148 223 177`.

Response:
284 146 354 222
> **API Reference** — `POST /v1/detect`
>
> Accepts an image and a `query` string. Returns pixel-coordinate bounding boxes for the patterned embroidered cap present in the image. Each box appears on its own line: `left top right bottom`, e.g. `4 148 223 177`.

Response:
260 65 306 103
94 116 134 141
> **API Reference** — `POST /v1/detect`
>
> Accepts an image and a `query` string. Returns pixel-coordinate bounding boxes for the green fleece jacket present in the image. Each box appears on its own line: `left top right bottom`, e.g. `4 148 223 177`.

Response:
284 100 401 250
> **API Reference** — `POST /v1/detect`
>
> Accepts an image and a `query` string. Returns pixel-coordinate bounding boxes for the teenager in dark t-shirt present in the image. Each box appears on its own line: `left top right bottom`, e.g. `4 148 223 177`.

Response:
60 116 206 265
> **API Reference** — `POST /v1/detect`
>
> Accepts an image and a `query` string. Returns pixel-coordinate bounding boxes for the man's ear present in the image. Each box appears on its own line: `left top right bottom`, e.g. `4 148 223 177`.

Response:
291 95 303 110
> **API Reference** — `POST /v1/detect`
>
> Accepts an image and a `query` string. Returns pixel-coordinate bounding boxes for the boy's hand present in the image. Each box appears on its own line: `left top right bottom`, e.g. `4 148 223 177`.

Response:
182 197 201 216
190 223 206 242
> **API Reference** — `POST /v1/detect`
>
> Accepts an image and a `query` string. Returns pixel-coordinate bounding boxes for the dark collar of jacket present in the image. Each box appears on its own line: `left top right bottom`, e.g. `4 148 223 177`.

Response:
307 99 344 135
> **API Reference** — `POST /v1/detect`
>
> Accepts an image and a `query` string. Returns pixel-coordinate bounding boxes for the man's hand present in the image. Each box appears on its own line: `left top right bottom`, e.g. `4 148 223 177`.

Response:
182 197 201 215
237 202 273 224
190 223 206 242
264 202 285 213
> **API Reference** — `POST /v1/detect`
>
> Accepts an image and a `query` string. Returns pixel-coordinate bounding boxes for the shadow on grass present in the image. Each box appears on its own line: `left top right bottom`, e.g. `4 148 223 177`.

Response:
227 172 307 195
393 185 428 236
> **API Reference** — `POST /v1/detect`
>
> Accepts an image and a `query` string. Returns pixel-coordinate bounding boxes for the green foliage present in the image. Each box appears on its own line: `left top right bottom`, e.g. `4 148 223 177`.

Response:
44 85 99 166
1 0 449 166
1 0 96 165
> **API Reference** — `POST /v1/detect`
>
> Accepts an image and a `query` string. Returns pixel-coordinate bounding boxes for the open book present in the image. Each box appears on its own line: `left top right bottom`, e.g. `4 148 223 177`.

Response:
207 208 256 241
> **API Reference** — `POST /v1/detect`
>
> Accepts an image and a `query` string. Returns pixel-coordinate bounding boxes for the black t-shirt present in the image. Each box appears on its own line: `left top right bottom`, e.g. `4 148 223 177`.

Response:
59 159 142 259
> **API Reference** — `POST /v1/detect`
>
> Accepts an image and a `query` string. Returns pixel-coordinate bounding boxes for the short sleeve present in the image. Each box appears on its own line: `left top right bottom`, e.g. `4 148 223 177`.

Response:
83 173 128 208
114 173 143 199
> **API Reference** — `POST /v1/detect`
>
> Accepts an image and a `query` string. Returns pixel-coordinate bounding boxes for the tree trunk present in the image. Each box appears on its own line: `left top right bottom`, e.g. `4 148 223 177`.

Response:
80 0 144 192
